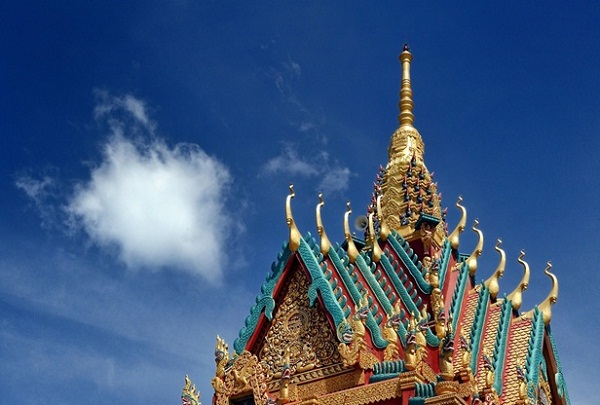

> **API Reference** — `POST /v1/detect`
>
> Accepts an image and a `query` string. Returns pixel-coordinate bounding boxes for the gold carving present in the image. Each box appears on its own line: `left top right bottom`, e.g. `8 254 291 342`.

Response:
521 262 557 325
381 301 402 361
316 194 331 255
212 351 270 405
315 377 402 405
337 294 378 369
182 375 201 405
259 268 342 382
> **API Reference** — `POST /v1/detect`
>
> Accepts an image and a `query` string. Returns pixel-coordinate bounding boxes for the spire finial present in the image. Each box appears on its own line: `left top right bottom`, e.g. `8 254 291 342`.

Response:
398 44 415 128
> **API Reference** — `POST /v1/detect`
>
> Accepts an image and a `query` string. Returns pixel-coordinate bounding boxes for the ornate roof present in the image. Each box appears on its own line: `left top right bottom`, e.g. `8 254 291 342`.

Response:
187 46 570 405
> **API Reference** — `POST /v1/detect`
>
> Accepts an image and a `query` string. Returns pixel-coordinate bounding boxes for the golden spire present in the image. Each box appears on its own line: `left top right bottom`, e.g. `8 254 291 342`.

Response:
522 262 558 325
484 239 505 300
398 44 415 128
286 183 301 252
316 193 332 255
466 220 483 276
506 250 530 311
379 45 443 242
344 201 359 264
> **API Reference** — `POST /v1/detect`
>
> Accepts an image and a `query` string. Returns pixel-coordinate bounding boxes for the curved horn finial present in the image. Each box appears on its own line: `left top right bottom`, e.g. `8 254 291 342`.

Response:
506 250 530 311
316 193 331 255
484 239 505 300
376 195 390 241
344 201 359 263
467 219 483 277
448 196 467 250
523 263 557 325
368 212 383 263
286 183 301 252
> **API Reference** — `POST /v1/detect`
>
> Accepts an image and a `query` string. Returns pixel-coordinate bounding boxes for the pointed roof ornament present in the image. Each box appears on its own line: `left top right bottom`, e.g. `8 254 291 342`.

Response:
286 183 301 252
522 262 558 325
398 44 415 128
506 250 530 311
316 193 332 255
466 219 484 276
344 201 359 264
484 239 506 300
448 196 467 250
368 212 383 263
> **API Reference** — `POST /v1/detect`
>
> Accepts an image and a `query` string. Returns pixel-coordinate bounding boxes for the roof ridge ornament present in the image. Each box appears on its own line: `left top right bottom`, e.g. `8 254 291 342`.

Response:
316 193 332 255
522 262 557 325
506 250 530 311
368 212 383 263
344 201 359 264
448 196 467 250
484 239 506 300
466 219 483 276
286 183 301 252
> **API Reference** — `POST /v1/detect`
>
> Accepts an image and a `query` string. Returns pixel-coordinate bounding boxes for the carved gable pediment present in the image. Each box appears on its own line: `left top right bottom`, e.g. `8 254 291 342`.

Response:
252 263 344 384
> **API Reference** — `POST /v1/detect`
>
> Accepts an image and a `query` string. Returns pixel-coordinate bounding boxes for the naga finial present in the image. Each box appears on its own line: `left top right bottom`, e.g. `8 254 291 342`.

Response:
484 239 505 300
466 219 483 277
344 201 359 263
376 195 390 241
316 193 331 255
286 183 301 252
398 44 415 128
368 212 382 263
506 250 530 311
522 262 557 325
182 375 201 405
448 196 467 250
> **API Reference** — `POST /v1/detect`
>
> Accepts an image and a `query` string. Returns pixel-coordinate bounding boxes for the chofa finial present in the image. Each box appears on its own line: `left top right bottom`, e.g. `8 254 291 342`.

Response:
522 262 558 325
286 183 301 252
466 219 483 276
344 202 359 263
484 239 505 300
506 250 530 311
448 196 467 250
316 193 332 255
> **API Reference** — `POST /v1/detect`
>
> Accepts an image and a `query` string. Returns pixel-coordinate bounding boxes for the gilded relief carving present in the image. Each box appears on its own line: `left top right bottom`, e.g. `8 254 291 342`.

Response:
259 268 342 382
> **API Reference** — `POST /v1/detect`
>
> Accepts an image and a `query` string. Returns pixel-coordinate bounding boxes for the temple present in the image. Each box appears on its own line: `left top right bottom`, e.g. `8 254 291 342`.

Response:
183 45 570 405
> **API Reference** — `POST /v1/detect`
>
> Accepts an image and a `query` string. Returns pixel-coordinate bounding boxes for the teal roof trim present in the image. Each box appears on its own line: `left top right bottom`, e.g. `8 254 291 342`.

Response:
526 308 545 399
328 244 388 348
297 235 348 337
387 231 432 294
353 255 390 349
549 328 571 405
450 262 469 332
233 242 293 353
379 252 439 347
492 299 512 394
355 253 392 316
437 239 452 290
469 285 490 373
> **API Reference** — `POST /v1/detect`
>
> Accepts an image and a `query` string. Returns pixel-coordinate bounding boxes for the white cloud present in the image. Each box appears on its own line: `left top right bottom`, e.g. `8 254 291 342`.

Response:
66 134 231 282
13 91 234 283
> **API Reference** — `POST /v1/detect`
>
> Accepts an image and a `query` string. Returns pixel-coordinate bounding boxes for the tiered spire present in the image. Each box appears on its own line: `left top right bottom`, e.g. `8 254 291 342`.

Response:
377 45 444 246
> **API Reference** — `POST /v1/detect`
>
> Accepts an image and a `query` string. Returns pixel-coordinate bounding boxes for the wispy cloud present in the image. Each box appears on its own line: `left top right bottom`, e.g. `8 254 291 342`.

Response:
261 146 352 195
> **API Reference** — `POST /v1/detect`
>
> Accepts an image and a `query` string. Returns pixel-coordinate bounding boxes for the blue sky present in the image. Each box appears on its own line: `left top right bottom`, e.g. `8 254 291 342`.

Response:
1 2 598 404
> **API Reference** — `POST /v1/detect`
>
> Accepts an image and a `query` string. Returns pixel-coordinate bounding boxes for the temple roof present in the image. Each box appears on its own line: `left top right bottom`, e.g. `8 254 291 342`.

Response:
200 46 570 405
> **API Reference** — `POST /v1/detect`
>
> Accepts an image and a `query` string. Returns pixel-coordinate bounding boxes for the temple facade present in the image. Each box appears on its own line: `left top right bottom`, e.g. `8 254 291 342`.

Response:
182 45 570 405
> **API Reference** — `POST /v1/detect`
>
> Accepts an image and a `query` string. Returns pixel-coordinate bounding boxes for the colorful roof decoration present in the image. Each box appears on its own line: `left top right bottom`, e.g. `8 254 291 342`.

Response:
184 45 570 405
